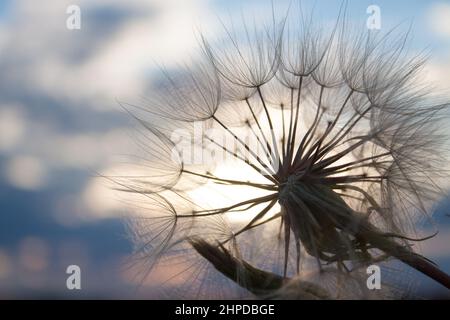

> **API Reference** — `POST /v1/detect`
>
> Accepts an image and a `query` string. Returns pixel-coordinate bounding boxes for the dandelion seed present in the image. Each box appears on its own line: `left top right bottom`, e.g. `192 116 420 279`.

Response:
117 3 450 299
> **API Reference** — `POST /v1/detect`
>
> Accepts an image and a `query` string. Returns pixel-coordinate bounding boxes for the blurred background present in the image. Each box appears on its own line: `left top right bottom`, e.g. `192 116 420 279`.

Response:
0 0 449 299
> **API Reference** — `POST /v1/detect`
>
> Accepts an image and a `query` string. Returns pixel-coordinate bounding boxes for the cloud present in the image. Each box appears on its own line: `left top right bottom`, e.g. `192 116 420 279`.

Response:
423 3 450 96
0 0 218 220
424 62 450 93
4 155 48 190
81 177 124 219
427 2 450 38
421 228 450 259
0 112 135 192
0 105 26 153
0 0 216 110
36 128 134 170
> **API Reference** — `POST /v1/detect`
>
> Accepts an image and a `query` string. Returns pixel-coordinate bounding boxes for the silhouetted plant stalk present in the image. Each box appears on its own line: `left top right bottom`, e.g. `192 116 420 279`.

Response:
118 3 450 299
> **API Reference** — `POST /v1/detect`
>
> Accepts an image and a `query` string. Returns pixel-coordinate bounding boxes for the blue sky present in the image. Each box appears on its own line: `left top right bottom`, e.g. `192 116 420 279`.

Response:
0 0 449 298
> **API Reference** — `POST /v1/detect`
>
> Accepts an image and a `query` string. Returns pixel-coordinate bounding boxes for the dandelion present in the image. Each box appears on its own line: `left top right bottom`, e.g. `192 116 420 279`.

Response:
118 4 450 299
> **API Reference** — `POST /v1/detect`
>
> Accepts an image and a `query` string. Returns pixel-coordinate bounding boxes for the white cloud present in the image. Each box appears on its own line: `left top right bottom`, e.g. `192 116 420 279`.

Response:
0 106 26 153
4 155 48 190
1 0 217 111
424 62 450 93
424 3 450 94
0 121 136 191
0 0 222 220
81 177 123 219
428 2 450 38
421 228 450 258
39 128 134 170
79 163 153 220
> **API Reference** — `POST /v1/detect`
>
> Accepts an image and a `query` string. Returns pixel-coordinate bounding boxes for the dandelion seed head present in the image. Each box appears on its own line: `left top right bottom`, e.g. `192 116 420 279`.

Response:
117 3 450 299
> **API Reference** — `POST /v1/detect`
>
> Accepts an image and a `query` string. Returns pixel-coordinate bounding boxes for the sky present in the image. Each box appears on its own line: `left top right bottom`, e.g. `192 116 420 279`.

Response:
0 0 450 298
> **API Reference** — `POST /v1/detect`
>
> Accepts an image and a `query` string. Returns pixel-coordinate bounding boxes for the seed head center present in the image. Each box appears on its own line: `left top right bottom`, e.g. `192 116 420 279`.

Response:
279 175 299 204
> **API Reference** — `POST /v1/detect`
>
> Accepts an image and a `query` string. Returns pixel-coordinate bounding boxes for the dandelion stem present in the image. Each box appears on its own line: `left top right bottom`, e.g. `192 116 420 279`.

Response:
295 85 325 164
363 227 450 290
212 115 277 178
205 136 277 184
257 86 281 170
318 152 391 175
245 98 273 163
317 103 373 159
285 87 295 163
231 199 277 238
314 136 371 171
287 76 304 168
281 104 286 159
316 89 354 146
179 193 278 218
233 212 282 238
246 121 272 163
182 169 277 190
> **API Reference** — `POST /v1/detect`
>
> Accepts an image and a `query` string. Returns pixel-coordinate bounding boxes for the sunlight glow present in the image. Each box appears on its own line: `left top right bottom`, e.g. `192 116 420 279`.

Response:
187 159 280 225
